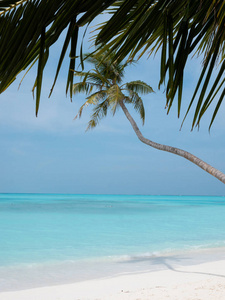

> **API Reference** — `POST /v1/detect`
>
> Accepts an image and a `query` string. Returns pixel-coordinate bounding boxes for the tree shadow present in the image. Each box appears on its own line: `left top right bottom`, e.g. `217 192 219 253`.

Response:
117 254 225 279
158 256 225 279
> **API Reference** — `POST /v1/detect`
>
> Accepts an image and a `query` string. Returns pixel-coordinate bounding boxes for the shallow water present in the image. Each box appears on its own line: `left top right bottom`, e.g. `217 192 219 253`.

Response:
0 194 225 290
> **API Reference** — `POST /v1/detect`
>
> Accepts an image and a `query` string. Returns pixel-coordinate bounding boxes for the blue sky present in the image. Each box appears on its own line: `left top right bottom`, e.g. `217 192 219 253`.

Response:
0 15 225 195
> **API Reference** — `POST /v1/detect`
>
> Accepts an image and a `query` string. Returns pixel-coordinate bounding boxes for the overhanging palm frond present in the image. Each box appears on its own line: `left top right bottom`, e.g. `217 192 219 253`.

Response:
96 0 225 129
0 0 115 115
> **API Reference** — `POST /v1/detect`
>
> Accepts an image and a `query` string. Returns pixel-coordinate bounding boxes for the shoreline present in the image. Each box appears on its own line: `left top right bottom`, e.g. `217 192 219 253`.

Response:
1 246 225 292
1 258 225 300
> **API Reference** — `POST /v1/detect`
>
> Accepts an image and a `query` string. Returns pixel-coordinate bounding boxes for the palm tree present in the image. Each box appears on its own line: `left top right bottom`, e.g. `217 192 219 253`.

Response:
96 0 225 129
74 52 225 184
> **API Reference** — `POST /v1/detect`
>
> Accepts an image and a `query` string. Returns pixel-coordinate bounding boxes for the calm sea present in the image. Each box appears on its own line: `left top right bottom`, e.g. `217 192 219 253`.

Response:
0 193 225 290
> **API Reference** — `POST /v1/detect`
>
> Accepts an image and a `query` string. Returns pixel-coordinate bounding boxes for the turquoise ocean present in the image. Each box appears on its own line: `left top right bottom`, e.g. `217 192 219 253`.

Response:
0 193 225 291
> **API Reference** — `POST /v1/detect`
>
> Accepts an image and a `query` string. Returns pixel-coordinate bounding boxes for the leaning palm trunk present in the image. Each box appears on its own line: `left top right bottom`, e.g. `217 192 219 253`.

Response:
119 100 225 184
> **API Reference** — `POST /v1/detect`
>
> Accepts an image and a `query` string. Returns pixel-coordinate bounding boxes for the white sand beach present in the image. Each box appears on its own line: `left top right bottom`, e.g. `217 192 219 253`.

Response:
1 259 225 300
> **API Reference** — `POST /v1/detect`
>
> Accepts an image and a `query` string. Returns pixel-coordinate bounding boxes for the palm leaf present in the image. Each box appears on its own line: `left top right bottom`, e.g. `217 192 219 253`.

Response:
73 82 94 95
66 22 79 99
36 27 45 116
96 0 225 128
0 0 115 114
209 88 225 130
125 80 154 95
49 18 77 98
74 90 107 119
128 90 145 124
86 98 110 130
107 84 124 115
74 70 109 88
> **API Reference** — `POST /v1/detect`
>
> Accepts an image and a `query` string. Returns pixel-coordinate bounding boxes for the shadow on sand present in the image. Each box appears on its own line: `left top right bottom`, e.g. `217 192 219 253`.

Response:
117 253 225 279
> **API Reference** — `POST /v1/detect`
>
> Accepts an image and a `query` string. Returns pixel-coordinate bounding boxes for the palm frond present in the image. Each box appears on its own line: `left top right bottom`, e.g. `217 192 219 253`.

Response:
74 70 110 89
0 0 28 15
96 0 225 128
107 84 124 115
125 80 154 95
74 90 107 119
128 90 145 124
73 82 94 95
85 48 130 84
86 98 110 130
0 0 115 114
86 90 108 103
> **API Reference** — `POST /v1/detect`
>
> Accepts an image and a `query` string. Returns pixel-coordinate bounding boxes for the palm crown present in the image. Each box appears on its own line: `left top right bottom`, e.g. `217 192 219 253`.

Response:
74 51 154 130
